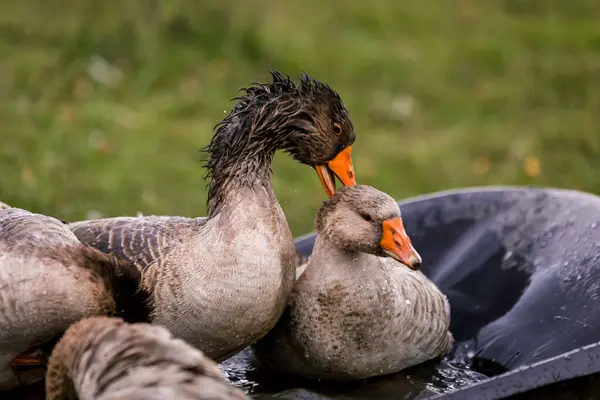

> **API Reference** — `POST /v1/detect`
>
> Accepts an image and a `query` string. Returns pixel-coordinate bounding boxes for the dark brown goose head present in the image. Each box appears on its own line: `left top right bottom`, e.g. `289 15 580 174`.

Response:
203 71 357 214
315 185 422 270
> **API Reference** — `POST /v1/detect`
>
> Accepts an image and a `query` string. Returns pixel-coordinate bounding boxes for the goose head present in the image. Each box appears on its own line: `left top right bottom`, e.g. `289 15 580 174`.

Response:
204 71 357 199
315 185 422 270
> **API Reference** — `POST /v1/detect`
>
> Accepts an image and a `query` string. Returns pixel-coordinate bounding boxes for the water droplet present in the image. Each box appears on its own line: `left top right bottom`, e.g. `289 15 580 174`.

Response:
405 299 411 305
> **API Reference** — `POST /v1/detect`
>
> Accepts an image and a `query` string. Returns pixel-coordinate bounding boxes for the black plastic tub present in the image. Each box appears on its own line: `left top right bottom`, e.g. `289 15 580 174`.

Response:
427 339 600 399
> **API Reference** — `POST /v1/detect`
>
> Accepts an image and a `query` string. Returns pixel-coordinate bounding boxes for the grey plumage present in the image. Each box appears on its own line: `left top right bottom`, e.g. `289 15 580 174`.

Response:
0 208 145 391
46 316 249 400
253 185 453 380
69 216 203 272
69 190 297 363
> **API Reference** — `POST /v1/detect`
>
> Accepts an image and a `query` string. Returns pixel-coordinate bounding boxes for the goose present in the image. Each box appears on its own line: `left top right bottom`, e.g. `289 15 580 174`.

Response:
253 185 453 380
0 207 147 391
67 71 358 362
46 316 248 400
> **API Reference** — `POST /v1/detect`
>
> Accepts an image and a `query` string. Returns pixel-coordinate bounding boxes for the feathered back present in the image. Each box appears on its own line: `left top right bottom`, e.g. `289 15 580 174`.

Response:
46 317 249 400
0 208 149 323
0 208 79 252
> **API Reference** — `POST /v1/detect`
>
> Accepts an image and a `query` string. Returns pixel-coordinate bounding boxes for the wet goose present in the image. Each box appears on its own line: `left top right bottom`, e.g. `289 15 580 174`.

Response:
67 72 358 362
0 207 147 391
46 316 248 400
253 185 453 380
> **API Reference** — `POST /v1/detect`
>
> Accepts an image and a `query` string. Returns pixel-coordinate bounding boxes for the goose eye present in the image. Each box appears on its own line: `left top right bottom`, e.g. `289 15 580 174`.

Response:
360 213 372 222
332 123 342 136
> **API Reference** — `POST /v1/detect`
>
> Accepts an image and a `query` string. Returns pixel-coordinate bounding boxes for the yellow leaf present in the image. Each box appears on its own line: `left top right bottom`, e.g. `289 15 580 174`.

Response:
524 156 541 177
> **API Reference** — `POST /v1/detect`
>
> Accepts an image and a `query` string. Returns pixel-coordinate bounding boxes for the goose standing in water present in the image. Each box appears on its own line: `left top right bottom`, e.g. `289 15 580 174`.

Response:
0 207 147 391
68 72 358 362
46 316 248 400
253 185 453 380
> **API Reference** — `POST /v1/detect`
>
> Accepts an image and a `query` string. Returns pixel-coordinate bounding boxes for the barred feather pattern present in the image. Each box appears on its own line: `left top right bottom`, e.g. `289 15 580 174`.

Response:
46 316 249 400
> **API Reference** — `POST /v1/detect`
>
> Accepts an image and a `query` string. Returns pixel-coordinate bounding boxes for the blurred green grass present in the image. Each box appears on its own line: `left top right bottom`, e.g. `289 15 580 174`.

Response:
1 0 599 235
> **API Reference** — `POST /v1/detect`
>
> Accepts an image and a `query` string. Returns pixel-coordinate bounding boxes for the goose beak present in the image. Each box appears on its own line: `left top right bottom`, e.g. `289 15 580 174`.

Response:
380 218 422 270
315 146 356 197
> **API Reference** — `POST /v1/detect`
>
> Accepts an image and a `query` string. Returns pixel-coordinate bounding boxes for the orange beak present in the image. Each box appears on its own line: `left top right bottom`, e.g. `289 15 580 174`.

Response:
380 218 422 270
315 146 357 197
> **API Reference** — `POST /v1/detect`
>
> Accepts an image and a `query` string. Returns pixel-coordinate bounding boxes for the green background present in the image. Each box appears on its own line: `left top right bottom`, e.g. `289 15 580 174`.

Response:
1 1 599 236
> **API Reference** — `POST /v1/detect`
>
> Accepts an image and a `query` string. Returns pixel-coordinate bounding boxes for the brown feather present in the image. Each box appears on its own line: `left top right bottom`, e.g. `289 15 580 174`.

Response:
46 316 249 400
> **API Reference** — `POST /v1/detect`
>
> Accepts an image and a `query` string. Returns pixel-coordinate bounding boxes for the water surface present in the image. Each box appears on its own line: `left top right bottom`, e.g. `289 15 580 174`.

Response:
220 344 489 399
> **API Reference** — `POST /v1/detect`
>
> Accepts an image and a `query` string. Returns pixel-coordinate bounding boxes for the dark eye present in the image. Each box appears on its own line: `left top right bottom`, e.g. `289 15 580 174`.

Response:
360 213 372 222
332 122 342 136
